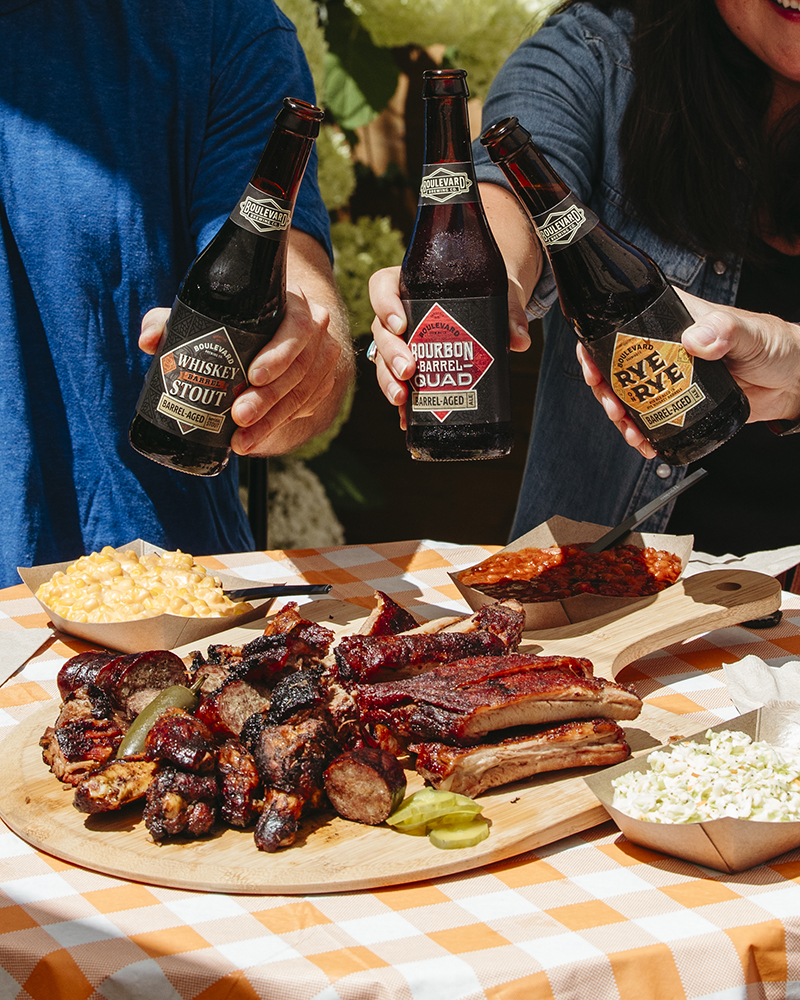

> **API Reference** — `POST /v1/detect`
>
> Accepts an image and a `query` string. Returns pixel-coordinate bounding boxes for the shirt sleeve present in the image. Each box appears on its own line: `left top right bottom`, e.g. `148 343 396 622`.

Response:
191 0 332 259
473 6 631 316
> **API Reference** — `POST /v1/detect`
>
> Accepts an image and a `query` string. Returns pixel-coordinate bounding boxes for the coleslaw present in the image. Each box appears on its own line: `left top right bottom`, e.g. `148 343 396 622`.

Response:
611 729 800 823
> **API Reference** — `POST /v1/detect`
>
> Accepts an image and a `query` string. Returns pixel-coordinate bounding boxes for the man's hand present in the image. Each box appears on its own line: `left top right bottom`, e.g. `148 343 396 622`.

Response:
139 229 353 457
576 288 800 457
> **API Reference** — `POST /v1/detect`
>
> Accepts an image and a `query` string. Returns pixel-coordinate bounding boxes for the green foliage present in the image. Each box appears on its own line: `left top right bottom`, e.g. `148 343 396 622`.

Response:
323 0 400 130
275 0 328 96
330 216 406 338
317 125 357 211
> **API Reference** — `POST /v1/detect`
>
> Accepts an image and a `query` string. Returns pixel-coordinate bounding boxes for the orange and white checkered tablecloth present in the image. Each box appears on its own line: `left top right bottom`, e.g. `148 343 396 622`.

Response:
3 540 800 1000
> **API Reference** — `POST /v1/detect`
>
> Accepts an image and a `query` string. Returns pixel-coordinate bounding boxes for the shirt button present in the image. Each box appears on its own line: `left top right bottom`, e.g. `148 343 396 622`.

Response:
656 463 671 479
713 260 727 274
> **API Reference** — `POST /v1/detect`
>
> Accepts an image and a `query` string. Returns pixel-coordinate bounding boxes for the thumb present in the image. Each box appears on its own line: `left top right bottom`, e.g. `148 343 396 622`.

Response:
139 307 171 355
681 310 740 362
507 286 531 353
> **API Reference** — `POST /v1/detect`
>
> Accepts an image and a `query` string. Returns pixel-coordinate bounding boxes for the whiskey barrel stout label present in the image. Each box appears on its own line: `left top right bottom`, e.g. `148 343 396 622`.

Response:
134 299 265 446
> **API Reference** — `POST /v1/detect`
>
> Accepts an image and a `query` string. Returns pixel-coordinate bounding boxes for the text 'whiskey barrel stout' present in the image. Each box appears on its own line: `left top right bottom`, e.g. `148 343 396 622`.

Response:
400 69 512 462
480 116 749 466
129 97 324 476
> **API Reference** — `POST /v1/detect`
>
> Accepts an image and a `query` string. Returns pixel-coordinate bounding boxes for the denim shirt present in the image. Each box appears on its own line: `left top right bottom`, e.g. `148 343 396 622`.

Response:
472 4 745 539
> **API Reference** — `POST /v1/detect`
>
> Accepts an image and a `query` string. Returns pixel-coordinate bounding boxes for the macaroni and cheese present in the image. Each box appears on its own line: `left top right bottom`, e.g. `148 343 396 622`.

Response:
35 547 253 623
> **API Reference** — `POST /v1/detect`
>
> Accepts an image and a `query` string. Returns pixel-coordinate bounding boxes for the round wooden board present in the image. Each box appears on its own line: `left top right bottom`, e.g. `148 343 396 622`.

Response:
1 702 614 894
0 570 781 894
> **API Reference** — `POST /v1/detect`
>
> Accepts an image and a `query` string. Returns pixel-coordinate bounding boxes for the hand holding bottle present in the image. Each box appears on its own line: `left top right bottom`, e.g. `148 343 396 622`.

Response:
577 289 800 456
139 229 351 458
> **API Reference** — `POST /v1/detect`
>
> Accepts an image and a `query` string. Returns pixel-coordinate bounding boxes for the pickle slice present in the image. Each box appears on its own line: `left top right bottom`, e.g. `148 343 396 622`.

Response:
428 818 490 850
387 788 482 829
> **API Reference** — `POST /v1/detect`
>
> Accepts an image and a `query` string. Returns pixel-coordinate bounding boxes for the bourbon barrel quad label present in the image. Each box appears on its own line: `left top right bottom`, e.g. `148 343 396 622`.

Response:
405 299 509 424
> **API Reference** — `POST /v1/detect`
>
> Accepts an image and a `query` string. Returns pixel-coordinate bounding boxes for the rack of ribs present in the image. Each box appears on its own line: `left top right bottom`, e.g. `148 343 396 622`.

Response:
412 718 631 797
355 653 642 745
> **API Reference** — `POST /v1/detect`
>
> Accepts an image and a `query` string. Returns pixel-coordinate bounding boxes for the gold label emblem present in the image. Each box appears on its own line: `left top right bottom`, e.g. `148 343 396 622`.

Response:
610 334 704 429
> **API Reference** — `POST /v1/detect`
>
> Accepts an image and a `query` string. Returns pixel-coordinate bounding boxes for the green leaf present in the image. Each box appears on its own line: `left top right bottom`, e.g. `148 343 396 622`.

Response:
323 1 399 130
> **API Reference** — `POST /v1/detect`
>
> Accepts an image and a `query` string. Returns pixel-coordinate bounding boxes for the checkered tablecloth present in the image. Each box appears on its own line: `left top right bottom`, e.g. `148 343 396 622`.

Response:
3 540 800 1000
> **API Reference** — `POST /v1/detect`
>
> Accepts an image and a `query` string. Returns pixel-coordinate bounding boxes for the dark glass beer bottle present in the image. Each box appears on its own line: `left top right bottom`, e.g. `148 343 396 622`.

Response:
129 97 324 476
480 116 749 466
400 69 513 461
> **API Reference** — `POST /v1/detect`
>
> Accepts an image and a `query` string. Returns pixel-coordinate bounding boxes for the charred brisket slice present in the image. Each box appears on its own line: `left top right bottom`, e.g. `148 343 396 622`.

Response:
73 758 160 813
413 718 631 796
143 769 219 843
356 656 641 744
356 591 420 637
334 630 509 684
264 666 325 726
144 707 217 772
324 748 407 825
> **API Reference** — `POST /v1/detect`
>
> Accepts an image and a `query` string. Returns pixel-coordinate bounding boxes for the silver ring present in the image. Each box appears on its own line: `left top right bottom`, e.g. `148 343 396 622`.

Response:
366 341 378 364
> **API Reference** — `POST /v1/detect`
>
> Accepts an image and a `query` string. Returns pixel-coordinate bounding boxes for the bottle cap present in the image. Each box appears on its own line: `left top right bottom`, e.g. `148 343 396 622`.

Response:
422 68 469 99
276 96 325 137
480 116 532 161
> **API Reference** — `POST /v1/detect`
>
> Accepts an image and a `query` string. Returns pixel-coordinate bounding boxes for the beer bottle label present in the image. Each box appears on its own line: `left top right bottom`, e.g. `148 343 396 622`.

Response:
403 296 511 425
530 194 599 253
589 288 712 433
229 183 293 240
418 162 478 206
134 299 266 447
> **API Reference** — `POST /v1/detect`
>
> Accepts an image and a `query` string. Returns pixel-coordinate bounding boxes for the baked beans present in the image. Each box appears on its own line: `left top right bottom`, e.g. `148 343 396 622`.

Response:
458 544 681 603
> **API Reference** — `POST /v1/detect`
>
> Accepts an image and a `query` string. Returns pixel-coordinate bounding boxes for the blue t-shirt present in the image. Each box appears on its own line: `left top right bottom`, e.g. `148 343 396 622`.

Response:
0 0 332 586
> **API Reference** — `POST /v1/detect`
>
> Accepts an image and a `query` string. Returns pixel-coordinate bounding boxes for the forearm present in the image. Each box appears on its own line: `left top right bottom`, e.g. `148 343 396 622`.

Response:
479 181 543 312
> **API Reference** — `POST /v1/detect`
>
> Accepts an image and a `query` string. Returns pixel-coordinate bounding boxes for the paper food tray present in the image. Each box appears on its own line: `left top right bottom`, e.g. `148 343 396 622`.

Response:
18 539 274 653
450 515 693 630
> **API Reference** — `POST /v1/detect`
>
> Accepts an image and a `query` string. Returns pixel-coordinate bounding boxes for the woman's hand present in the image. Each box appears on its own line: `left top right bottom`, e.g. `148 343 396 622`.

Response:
576 288 800 456
367 183 538 430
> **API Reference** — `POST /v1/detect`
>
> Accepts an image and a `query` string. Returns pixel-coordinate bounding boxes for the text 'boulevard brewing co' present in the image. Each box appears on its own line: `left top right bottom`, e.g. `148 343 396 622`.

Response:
400 69 513 462
129 97 325 476
480 116 749 466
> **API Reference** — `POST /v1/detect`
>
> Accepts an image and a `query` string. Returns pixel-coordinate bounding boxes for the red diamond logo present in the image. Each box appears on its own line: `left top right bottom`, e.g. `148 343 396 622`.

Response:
407 303 494 421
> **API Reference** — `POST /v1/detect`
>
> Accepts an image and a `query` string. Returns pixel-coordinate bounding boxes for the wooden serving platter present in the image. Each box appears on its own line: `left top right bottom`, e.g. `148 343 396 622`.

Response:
0 569 781 894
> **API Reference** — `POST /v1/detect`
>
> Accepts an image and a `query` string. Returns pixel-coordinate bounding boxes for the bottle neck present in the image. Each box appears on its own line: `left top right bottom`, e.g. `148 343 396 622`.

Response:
492 141 572 219
423 93 473 165
250 126 317 204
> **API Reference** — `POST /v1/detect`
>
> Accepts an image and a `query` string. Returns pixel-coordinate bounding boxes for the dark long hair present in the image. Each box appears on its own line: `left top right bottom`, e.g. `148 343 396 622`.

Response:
557 0 800 260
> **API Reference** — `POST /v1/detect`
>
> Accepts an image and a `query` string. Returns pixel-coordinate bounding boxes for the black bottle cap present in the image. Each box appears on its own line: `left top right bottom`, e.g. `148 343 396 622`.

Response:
422 68 469 99
276 96 325 137
480 116 532 161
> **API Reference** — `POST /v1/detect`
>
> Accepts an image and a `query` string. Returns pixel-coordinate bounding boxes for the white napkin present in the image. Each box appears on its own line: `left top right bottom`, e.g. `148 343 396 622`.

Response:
686 545 800 579
723 655 800 747
0 628 53 687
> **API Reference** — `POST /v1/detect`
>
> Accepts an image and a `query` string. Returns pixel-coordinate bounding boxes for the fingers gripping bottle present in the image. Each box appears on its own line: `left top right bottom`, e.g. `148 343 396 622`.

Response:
400 69 513 461
129 97 325 476
480 116 749 465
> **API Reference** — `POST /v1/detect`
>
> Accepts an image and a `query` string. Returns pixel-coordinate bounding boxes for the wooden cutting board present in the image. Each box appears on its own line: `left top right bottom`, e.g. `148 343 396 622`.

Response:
0 568 781 894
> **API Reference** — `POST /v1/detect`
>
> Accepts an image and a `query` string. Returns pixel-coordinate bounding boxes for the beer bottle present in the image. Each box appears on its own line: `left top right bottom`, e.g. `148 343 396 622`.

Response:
400 69 513 462
129 97 325 476
480 116 749 466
